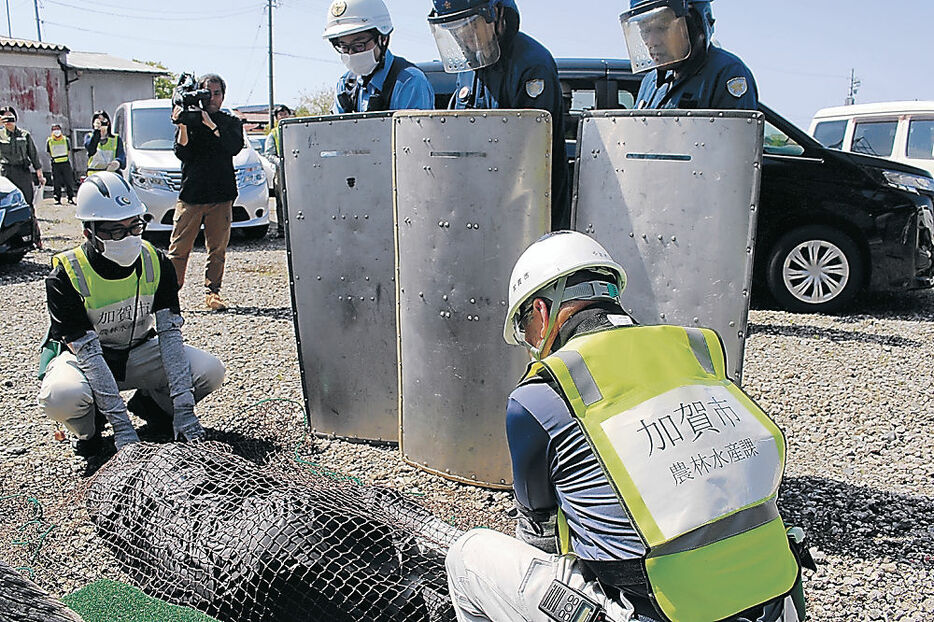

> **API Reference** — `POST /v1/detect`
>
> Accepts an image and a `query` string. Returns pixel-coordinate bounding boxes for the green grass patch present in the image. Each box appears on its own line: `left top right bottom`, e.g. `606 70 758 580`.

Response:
63 579 218 622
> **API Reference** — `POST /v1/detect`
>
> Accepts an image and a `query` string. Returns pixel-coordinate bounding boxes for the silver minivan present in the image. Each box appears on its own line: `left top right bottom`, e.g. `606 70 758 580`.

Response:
113 99 270 238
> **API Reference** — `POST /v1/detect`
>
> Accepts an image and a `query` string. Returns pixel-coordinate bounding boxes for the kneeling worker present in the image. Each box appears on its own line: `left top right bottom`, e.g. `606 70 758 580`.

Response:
446 231 805 621
38 172 225 457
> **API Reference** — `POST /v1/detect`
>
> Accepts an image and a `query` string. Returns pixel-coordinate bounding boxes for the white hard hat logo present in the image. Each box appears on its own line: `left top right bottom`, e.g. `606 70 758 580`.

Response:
115 196 132 206
331 0 347 17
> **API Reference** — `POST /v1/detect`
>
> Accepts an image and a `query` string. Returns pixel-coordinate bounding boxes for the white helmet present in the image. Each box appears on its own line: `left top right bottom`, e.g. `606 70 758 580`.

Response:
504 231 627 347
322 0 393 40
75 172 146 222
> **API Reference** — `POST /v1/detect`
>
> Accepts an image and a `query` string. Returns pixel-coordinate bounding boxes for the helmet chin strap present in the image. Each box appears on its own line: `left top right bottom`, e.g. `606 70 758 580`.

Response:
528 276 567 362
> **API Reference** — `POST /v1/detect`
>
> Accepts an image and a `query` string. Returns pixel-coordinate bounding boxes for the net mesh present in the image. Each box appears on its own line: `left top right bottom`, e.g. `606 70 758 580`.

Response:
83 440 462 622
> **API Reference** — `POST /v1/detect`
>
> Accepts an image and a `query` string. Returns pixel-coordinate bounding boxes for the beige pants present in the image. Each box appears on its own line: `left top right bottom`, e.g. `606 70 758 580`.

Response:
37 338 225 439
167 200 233 293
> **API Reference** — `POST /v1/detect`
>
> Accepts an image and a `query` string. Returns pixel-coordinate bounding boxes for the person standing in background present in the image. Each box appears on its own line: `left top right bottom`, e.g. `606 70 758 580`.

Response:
46 123 77 205
84 110 126 175
0 106 45 206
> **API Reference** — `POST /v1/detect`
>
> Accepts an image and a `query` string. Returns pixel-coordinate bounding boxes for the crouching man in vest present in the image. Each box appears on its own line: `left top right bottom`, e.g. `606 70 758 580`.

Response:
37 172 225 458
446 231 806 622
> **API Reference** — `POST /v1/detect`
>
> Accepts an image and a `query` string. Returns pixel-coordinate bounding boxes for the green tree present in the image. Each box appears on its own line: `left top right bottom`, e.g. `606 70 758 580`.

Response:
295 85 334 118
136 60 178 99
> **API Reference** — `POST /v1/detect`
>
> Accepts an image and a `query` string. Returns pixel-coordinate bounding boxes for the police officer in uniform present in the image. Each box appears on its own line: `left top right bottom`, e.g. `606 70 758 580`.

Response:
621 0 758 110
37 173 225 457
445 232 806 622
0 106 45 206
325 0 435 114
427 0 570 230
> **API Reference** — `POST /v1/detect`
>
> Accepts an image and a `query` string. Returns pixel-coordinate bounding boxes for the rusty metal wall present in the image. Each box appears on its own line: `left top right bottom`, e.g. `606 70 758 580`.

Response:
0 65 69 171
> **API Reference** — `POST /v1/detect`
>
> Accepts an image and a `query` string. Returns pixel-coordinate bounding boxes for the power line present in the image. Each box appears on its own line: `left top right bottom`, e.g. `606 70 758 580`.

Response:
41 18 265 50
43 0 260 22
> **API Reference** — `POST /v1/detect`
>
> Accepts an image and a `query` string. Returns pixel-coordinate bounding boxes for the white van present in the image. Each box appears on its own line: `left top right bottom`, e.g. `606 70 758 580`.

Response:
112 99 270 238
809 101 934 178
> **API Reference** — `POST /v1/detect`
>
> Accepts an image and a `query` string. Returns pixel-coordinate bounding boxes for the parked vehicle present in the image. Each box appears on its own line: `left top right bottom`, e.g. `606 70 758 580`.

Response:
0 175 38 264
247 133 277 196
809 101 934 180
419 60 934 313
112 99 269 239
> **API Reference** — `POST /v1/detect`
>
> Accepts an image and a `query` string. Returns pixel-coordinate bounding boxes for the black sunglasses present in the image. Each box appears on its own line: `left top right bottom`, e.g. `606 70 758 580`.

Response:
96 220 145 241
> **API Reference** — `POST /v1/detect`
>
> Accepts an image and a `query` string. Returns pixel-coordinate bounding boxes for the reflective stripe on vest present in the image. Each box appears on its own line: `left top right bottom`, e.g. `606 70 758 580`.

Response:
54 242 160 350
529 325 798 622
273 127 281 157
88 135 118 171
47 136 69 163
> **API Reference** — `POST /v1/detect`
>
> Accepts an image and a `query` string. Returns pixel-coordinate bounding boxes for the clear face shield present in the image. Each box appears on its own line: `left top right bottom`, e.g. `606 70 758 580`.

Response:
428 7 501 73
620 1 692 74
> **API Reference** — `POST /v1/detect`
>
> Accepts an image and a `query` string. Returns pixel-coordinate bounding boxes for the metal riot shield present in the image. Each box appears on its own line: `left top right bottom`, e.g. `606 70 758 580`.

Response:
281 113 399 443
573 110 764 383
394 110 552 489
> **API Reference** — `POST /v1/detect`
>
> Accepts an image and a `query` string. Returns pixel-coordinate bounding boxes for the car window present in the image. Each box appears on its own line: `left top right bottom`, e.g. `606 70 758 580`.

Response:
763 121 805 156
906 119 934 160
131 108 176 150
617 90 635 109
569 89 596 112
812 120 847 150
852 120 897 158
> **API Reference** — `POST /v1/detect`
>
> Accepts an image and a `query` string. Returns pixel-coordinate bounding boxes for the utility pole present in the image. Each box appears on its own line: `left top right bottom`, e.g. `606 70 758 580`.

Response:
32 0 40 41
5 0 12 38
268 0 275 131
845 68 861 106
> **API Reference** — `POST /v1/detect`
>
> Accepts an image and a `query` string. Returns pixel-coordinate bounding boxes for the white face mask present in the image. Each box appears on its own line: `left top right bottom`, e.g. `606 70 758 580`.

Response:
100 235 143 267
340 48 380 77
52 129 62 137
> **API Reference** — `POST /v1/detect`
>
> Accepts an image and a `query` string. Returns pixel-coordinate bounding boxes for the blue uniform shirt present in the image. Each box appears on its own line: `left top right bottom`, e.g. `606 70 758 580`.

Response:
334 49 435 113
636 45 758 110
450 31 571 230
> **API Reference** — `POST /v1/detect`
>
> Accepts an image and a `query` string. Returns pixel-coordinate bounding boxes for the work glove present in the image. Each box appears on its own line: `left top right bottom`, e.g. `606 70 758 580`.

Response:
106 161 120 172
172 392 205 442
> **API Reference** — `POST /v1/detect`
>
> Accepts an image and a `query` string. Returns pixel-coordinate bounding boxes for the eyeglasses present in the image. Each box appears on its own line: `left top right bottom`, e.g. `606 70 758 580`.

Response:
332 35 376 54
96 220 145 241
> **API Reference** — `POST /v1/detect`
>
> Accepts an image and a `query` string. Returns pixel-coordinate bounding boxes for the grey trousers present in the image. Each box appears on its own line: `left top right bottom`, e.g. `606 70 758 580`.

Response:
37 338 225 439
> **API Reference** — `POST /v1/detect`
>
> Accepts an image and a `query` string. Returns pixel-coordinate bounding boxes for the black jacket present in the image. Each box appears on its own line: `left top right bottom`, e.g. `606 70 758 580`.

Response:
174 110 243 204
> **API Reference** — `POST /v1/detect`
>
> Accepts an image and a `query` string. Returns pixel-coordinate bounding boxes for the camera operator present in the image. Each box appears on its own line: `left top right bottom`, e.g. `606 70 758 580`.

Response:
169 73 244 312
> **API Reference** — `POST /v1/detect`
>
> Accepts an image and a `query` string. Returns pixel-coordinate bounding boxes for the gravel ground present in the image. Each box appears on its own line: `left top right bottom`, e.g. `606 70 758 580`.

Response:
1 196 932 621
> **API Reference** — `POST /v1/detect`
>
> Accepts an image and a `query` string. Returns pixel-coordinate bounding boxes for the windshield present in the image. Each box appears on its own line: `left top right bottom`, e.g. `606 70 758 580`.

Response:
131 107 176 150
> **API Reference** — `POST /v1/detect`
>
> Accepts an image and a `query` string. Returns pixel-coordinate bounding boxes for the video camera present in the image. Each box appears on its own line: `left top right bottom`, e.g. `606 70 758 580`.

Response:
172 73 212 126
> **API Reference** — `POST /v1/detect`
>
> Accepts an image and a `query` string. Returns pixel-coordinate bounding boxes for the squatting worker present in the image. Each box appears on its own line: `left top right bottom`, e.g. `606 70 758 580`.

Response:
0 106 45 206
46 123 77 205
622 0 758 110
84 110 126 174
169 73 244 312
428 0 569 230
264 104 292 238
37 173 225 458
445 231 807 622
325 0 435 113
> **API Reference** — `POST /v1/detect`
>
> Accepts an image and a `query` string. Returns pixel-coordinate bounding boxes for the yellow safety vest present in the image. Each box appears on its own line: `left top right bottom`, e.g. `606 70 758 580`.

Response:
53 242 160 350
47 135 70 163
88 135 119 172
526 325 799 622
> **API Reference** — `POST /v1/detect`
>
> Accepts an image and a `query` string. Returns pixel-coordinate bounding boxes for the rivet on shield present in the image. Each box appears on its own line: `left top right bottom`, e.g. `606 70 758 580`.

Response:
671 236 677 242
502 118 508 123
729 321 736 327
443 295 449 301
660 313 666 319
339 296 344 300
693 318 699 324
470 298 476 304
657 235 663 241
419 292 424 297
470 118 476 123
629 233 634 238
316 276 321 280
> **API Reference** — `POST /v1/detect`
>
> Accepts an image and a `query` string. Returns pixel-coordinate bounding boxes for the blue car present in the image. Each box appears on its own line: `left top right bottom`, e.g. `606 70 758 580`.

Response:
0 175 38 264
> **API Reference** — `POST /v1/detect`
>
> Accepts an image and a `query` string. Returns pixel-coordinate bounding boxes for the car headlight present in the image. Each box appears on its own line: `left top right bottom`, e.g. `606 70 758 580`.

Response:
882 170 934 194
237 164 266 188
0 187 26 209
0 208 5 229
129 167 171 191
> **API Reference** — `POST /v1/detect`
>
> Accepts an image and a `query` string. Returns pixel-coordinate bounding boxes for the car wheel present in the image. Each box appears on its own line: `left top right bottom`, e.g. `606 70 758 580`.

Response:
766 225 864 313
242 224 269 240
